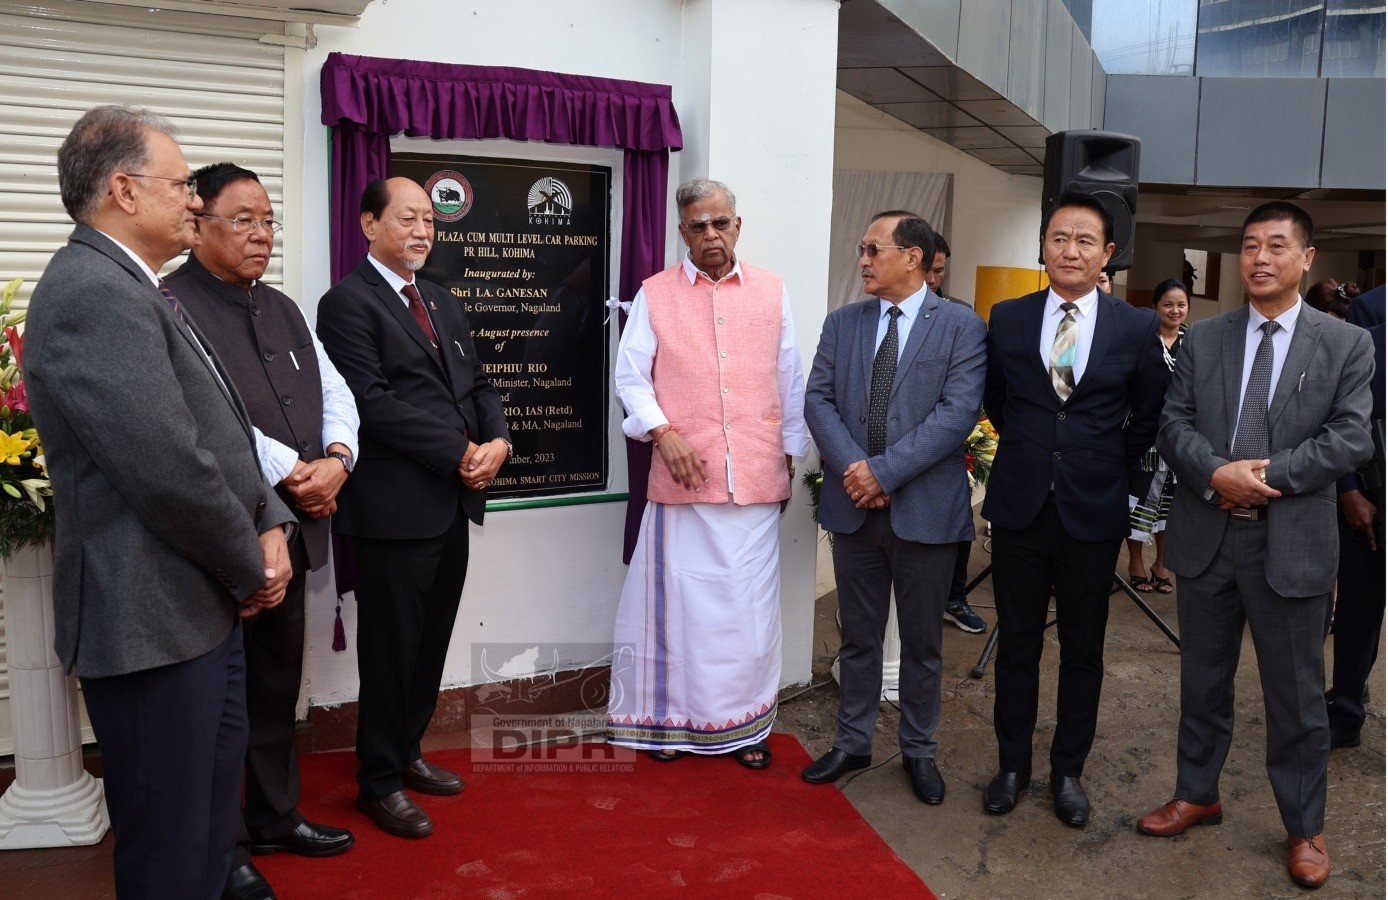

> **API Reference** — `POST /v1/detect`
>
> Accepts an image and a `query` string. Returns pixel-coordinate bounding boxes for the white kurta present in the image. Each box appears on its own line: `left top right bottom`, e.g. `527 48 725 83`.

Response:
605 257 810 753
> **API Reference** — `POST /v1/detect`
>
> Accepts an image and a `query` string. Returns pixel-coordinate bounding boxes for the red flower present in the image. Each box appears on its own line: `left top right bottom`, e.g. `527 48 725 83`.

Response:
5 327 22 370
965 453 976 473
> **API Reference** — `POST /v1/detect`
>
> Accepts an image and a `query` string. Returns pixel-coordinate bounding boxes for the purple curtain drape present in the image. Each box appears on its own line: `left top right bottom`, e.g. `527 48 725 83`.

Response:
320 53 681 569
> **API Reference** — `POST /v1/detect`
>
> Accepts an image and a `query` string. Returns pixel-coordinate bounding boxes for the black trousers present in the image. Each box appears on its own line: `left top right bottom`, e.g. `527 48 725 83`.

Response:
234 566 308 866
1327 503 1386 735
82 622 246 900
353 515 470 799
991 501 1121 777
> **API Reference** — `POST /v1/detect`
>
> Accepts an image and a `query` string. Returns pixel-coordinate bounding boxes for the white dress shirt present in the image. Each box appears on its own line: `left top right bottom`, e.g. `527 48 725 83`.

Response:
873 287 927 360
1231 299 1302 441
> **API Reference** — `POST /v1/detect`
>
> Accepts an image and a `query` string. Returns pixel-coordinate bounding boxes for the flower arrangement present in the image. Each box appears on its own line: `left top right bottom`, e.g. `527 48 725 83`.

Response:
965 413 998 491
0 278 53 559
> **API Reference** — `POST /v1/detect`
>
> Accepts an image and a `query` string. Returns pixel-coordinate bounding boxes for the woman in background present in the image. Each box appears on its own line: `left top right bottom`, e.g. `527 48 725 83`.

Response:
1125 278 1190 593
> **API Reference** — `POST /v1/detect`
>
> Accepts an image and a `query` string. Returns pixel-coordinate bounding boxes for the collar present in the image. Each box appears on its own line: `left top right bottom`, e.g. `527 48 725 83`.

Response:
1046 286 1099 317
182 253 258 301
682 254 743 285
95 228 161 286
1249 298 1302 336
879 284 928 321
366 252 415 295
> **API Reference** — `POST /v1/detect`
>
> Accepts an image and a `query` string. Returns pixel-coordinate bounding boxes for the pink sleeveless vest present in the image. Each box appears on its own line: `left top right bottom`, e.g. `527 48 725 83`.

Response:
643 262 790 506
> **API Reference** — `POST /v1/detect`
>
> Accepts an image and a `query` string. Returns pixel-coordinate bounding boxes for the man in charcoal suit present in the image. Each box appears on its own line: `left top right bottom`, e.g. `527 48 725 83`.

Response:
1137 201 1373 890
980 191 1167 826
802 210 987 803
316 177 510 840
25 105 294 900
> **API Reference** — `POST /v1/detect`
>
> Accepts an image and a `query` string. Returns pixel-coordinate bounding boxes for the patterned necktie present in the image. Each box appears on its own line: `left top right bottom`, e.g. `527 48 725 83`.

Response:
1050 302 1079 401
157 278 187 324
867 305 902 457
401 283 440 357
1231 320 1281 460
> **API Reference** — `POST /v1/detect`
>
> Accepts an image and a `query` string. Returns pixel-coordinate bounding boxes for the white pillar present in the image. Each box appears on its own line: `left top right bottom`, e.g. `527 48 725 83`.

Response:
679 0 841 687
0 542 108 848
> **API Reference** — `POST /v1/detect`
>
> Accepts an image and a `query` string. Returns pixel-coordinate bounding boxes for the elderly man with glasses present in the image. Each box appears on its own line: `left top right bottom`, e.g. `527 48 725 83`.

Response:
605 178 810 769
801 211 986 803
165 162 359 900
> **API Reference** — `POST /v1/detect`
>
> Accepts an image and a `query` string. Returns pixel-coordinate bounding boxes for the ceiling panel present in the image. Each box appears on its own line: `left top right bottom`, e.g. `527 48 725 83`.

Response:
837 67 944 103
922 126 1012 149
875 101 983 129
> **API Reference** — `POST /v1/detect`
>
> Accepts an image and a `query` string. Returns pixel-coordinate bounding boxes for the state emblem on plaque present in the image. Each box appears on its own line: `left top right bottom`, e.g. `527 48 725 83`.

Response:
425 170 473 222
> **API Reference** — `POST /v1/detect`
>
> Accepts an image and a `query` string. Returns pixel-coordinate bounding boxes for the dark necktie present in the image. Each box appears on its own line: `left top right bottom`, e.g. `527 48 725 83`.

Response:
1231 320 1280 460
1050 302 1079 401
158 278 187 324
867 305 902 457
401 283 440 357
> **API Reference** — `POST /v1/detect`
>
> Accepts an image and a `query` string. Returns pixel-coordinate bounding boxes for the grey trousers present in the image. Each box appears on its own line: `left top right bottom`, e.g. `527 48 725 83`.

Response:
831 510 956 758
1174 519 1332 838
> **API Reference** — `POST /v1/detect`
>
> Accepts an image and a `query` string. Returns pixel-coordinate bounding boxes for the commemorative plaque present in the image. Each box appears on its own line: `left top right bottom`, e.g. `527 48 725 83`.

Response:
392 153 611 500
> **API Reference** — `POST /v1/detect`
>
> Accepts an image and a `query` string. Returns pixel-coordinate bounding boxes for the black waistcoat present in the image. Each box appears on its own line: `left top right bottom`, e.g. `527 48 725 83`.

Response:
166 254 329 569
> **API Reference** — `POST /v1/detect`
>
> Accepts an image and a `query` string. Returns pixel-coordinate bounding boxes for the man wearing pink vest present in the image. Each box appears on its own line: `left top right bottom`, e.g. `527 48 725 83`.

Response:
605 179 810 768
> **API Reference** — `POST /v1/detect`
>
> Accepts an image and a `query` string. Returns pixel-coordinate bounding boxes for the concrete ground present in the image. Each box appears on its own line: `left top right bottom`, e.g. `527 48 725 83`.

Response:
775 517 1386 900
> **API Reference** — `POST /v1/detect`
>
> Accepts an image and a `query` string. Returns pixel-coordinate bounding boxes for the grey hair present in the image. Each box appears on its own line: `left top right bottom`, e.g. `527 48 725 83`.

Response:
676 178 736 213
58 105 177 223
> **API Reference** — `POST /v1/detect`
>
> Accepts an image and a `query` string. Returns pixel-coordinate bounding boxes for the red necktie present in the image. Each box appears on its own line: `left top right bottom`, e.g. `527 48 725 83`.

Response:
401 283 440 357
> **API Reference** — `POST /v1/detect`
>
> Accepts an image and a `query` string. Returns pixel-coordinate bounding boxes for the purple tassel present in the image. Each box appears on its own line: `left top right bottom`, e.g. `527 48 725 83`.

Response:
332 601 347 652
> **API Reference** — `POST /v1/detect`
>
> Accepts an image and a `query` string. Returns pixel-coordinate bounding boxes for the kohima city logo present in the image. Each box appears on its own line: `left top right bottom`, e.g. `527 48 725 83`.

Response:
527 176 573 225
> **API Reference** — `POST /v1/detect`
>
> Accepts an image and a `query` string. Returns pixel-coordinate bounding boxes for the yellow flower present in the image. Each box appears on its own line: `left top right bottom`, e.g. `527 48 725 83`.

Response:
0 430 33 465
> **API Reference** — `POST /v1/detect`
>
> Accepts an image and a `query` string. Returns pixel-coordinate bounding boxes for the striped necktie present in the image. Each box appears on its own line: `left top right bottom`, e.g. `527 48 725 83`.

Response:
158 278 187 323
1050 302 1079 401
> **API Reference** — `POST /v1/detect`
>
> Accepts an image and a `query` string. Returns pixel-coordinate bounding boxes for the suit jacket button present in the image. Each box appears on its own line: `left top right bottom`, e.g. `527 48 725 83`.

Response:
1053 451 1061 459
1057 411 1066 419
250 306 262 317
299 441 311 453
255 502 266 516
281 395 293 406
263 351 275 362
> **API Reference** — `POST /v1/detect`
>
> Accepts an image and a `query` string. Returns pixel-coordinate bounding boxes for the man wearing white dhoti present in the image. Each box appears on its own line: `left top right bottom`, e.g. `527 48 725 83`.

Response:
605 179 809 769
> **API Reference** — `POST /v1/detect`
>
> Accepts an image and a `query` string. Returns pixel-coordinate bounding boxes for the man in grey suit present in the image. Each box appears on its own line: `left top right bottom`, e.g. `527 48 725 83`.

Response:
25 106 295 900
1137 201 1374 891
802 211 987 803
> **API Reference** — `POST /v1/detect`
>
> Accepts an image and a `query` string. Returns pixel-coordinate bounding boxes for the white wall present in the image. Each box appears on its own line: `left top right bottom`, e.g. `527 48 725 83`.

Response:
833 91 1045 304
298 0 837 704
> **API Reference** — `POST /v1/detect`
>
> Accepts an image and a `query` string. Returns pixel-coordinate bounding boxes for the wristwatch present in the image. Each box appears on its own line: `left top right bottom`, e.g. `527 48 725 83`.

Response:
500 438 514 459
327 450 353 473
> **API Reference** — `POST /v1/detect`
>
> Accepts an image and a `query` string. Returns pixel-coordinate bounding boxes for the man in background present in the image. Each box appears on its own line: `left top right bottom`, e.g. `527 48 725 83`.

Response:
167 162 359 900
26 105 294 900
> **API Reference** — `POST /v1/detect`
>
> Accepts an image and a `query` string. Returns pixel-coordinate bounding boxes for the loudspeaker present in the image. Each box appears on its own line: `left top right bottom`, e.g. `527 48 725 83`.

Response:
1041 130 1141 271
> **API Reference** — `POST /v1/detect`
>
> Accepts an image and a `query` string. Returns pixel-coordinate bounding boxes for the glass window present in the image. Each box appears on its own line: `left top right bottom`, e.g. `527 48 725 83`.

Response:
1092 0 1199 75
1322 0 1386 76
1196 0 1325 78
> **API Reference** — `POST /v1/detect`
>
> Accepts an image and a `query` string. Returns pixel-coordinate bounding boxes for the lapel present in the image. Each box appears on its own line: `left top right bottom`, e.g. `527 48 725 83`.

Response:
360 260 448 378
857 299 879 408
1269 304 1322 428
1067 293 1117 403
1222 306 1251 432
890 289 939 400
73 227 253 437
1020 291 1050 384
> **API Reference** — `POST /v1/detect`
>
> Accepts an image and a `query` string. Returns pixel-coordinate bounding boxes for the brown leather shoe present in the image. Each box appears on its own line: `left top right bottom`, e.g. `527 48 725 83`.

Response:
1288 834 1331 889
355 790 433 839
1136 798 1223 836
402 757 464 796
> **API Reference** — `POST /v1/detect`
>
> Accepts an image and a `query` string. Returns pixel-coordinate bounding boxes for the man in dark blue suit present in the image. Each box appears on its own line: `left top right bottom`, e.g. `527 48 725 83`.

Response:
980 191 1167 825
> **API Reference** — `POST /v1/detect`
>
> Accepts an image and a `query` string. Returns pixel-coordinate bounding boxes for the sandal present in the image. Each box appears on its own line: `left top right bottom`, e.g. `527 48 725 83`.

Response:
1151 572 1175 594
1129 573 1155 593
648 749 684 762
734 741 772 770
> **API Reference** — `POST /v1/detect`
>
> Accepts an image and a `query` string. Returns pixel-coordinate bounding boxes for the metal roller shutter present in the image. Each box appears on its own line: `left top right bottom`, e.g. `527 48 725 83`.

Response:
0 0 289 754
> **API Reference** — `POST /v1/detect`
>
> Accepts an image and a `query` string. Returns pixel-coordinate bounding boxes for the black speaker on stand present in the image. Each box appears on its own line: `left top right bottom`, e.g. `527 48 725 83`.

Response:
1041 130 1141 272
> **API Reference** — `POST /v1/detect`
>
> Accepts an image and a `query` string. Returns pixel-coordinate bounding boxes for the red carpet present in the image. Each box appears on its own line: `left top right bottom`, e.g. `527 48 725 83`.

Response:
256 732 934 899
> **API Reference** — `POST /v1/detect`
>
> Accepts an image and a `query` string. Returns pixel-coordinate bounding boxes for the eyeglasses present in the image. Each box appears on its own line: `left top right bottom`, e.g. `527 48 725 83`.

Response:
683 217 735 235
124 173 198 198
857 243 908 259
198 213 283 235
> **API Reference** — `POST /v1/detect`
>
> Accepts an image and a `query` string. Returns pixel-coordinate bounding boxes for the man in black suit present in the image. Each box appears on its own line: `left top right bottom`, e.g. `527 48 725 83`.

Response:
167 163 358 900
980 191 1166 826
316 177 510 839
26 105 294 900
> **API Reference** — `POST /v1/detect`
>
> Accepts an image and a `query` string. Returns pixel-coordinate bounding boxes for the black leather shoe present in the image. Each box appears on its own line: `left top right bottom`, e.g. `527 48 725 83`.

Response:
403 757 464 796
902 756 945 804
983 770 1029 814
249 817 355 857
1051 773 1091 827
356 790 434 838
223 862 276 900
801 747 872 783
1330 729 1361 749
